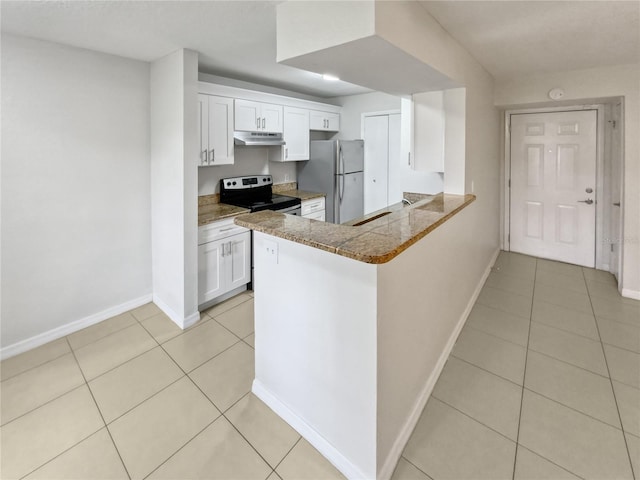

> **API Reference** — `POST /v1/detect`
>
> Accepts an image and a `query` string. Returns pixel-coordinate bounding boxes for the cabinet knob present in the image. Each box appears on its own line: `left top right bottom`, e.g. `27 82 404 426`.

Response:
210 149 215 162
262 118 266 129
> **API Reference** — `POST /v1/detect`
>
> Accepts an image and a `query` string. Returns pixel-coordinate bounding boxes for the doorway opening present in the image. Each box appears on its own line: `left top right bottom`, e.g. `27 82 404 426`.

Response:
503 101 624 282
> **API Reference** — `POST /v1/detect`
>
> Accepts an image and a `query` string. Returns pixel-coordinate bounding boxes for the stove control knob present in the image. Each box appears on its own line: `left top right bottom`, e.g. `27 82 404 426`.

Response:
226 182 231 186
232 181 237 186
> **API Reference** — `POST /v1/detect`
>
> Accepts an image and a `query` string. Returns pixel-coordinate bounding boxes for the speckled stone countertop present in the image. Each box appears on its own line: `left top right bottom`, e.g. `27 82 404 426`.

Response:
197 187 325 226
235 193 476 264
198 203 250 226
277 189 325 201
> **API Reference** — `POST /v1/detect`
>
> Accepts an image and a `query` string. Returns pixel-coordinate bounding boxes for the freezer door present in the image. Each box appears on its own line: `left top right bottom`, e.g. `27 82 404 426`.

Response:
336 172 364 224
336 140 364 174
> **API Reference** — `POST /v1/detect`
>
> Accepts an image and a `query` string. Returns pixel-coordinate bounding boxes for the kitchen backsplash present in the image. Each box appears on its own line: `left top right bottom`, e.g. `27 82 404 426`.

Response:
198 147 297 196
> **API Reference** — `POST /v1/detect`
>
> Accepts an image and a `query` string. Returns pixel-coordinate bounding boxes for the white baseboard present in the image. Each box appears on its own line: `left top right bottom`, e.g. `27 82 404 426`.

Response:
152 294 198 330
377 247 500 480
253 380 371 480
0 294 153 361
621 288 640 300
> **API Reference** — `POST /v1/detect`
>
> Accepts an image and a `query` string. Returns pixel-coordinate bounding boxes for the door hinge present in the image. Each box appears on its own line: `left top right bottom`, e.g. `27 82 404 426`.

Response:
508 234 510 243
611 243 614 252
613 120 617 129
508 179 511 188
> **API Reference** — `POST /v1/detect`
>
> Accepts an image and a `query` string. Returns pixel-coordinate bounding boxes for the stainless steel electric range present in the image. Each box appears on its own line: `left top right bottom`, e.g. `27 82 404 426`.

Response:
220 175 301 215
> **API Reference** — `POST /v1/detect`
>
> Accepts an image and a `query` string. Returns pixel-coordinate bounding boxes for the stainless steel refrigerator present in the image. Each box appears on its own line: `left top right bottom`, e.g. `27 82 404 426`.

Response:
297 140 364 224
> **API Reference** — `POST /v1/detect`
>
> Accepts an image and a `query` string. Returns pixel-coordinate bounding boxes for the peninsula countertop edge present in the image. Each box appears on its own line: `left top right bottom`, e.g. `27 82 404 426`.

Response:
234 192 476 264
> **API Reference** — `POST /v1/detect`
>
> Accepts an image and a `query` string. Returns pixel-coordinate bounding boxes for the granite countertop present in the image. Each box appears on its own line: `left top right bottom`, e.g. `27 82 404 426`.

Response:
234 192 476 264
197 188 326 226
277 189 326 201
198 203 250 226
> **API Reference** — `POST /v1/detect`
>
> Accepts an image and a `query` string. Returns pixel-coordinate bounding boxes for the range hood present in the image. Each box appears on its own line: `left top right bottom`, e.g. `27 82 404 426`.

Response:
234 131 286 146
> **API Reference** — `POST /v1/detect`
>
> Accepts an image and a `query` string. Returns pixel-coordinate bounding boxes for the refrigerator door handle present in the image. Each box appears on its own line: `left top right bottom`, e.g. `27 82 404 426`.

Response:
338 144 344 176
339 174 344 203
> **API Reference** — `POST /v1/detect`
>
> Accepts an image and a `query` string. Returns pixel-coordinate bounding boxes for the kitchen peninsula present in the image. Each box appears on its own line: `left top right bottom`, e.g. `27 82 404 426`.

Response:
235 193 479 480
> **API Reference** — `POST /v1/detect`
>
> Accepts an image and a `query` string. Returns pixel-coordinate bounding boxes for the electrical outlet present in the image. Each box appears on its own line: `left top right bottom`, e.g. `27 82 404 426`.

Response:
284 173 290 182
264 239 278 264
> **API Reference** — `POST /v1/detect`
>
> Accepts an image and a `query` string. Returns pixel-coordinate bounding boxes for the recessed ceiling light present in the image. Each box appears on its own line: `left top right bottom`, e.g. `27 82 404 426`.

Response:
322 74 340 82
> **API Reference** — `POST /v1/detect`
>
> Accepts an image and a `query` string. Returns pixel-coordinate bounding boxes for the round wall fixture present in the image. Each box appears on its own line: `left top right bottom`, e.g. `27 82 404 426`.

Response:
548 88 565 100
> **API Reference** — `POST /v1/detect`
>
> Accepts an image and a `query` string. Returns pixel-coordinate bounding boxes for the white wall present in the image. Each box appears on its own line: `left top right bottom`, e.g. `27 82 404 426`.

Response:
495 63 640 296
252 231 378 480
374 0 502 275
335 91 401 140
150 49 200 328
198 148 297 196
1 34 151 354
377 202 493 476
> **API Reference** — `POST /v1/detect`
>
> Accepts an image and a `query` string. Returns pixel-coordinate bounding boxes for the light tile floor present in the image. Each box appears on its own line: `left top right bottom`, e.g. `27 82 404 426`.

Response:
1 252 638 479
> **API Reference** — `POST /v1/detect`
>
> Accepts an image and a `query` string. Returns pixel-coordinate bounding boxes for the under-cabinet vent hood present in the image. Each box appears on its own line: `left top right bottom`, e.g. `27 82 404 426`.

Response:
234 131 286 146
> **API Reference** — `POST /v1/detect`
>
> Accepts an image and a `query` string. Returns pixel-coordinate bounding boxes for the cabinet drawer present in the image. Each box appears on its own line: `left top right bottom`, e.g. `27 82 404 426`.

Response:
198 217 249 245
301 197 325 216
304 210 326 221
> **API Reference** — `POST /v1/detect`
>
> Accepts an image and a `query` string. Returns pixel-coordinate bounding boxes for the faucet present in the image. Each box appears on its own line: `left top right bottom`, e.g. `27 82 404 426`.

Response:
402 198 413 205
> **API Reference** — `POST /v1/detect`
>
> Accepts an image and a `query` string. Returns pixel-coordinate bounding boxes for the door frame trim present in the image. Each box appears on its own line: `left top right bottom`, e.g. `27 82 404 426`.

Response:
503 105 606 268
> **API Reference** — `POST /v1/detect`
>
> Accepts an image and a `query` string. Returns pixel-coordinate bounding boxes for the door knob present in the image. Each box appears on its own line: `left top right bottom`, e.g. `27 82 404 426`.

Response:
613 202 621 206
578 199 594 205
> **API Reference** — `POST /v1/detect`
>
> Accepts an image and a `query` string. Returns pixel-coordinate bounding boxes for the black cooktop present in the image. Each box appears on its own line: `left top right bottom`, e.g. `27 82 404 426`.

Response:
220 175 301 213
229 194 300 212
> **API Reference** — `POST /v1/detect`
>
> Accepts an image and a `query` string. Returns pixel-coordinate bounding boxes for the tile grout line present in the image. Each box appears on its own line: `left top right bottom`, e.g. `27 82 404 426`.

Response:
511 258 537 480
272 436 303 473
0 347 70 383
583 268 637 480
141 417 220 479
64 336 133 480
449 353 524 388
429 395 518 445
399 455 434 479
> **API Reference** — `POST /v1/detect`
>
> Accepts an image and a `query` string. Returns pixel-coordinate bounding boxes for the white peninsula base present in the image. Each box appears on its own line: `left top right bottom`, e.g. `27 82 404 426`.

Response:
250 203 497 479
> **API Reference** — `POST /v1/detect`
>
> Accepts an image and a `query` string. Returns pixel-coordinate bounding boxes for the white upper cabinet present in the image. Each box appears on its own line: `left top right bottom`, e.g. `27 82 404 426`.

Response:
270 106 310 162
235 99 283 133
309 110 340 132
198 94 234 166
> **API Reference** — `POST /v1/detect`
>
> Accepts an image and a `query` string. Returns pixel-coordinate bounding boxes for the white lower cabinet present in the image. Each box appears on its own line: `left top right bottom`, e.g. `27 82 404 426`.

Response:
198 218 251 306
301 197 326 221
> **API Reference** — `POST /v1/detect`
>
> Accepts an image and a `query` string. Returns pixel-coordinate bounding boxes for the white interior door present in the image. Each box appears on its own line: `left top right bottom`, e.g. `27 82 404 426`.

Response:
364 115 389 214
510 110 597 267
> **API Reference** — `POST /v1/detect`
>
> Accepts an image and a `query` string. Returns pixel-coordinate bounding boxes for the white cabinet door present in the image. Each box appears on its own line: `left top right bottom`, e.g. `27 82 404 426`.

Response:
325 112 340 132
199 94 234 166
198 240 224 304
235 99 261 132
262 103 284 133
272 107 309 162
235 99 283 133
208 96 234 165
226 231 251 290
310 111 340 132
198 94 210 167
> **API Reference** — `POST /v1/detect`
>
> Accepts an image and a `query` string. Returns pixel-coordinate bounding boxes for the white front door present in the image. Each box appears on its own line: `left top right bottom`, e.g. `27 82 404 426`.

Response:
510 110 597 267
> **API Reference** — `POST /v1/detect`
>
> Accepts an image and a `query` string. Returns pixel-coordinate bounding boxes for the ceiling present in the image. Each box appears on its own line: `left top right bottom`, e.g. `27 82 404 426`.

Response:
420 1 640 80
1 1 638 98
